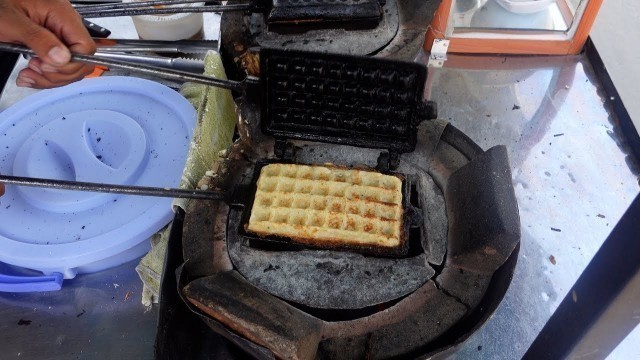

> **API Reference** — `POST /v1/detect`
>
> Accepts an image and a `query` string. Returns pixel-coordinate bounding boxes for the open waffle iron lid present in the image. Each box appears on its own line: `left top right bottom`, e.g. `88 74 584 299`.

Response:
258 48 437 156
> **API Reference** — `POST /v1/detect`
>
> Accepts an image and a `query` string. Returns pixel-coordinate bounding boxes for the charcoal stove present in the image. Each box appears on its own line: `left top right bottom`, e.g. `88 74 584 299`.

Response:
170 49 521 359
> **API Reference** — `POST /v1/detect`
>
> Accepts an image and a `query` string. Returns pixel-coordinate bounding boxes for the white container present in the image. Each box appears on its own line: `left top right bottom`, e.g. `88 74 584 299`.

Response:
127 0 204 40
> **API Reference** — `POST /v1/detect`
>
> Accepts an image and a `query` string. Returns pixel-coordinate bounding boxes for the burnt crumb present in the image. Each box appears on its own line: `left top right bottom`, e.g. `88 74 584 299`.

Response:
263 264 277 272
81 225 85 229
87 128 91 132
96 137 102 143
17 319 31 326
549 255 556 265
364 270 371 276
551 227 561 232
61 117 66 120
96 155 102 160
76 309 86 318
597 214 606 218
512 104 520 110
553 133 565 137
477 345 483 351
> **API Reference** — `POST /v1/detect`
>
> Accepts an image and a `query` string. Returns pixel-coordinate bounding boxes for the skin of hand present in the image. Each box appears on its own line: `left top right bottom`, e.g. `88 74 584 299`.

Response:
0 0 96 89
0 183 3 197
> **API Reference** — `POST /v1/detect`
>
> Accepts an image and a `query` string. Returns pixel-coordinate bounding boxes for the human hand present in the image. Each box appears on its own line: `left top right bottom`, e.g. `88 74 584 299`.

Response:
0 0 96 89
0 182 4 197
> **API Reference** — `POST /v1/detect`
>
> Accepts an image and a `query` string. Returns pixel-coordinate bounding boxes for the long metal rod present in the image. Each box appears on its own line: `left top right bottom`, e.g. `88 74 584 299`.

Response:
77 3 253 18
0 175 225 201
0 42 244 92
73 0 214 10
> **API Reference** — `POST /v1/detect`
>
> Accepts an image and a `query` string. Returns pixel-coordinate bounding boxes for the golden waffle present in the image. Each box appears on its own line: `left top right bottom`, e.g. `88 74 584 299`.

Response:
246 164 404 249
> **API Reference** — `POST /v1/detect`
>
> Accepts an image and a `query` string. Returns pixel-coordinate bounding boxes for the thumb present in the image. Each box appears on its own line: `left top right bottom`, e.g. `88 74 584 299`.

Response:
5 13 71 66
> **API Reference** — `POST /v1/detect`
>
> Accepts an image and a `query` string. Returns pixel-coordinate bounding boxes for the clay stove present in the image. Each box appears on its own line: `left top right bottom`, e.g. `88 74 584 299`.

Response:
174 47 520 359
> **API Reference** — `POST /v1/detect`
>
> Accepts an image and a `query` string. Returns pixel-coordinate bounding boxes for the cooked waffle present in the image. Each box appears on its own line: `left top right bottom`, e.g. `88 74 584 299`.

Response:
246 164 404 249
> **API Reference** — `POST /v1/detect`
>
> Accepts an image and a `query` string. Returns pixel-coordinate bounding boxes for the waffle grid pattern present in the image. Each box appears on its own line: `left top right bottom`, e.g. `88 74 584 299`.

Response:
247 164 403 247
264 53 420 143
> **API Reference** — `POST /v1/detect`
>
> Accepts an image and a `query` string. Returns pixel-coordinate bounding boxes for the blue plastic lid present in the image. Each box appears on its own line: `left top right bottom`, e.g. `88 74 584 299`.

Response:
0 76 196 279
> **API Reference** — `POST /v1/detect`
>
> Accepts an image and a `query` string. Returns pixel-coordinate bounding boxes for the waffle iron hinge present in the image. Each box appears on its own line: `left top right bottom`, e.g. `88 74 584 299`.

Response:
415 100 438 126
273 138 297 161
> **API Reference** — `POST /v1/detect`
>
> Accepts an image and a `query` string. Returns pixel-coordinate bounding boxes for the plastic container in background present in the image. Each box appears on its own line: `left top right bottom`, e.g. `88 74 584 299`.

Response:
127 0 204 40
0 77 196 292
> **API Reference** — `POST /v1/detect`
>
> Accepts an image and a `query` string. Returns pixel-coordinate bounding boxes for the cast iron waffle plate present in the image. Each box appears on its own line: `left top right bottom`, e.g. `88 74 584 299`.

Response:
260 48 431 154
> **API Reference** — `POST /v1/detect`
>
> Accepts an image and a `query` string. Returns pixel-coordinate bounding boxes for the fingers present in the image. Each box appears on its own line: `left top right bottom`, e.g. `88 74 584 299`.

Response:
0 183 4 197
17 58 94 89
45 0 96 56
0 0 97 88
0 6 71 66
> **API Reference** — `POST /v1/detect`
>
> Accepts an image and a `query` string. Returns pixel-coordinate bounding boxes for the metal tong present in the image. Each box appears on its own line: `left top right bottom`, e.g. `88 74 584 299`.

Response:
94 38 218 54
92 38 220 73
92 37 221 72
0 42 254 92
74 0 266 18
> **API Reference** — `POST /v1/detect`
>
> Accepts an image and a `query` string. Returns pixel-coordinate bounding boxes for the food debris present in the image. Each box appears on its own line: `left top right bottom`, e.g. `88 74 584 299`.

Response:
553 133 565 137
76 309 86 318
124 291 132 301
597 214 606 218
549 255 556 265
17 319 31 326
551 227 561 232
512 104 521 110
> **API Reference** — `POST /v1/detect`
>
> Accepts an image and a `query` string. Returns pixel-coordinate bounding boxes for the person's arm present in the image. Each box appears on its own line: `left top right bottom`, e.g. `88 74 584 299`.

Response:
0 0 96 89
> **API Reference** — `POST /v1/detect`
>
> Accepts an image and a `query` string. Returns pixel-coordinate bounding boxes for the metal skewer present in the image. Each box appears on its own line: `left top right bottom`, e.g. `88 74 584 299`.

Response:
76 3 254 18
0 175 225 201
73 0 213 10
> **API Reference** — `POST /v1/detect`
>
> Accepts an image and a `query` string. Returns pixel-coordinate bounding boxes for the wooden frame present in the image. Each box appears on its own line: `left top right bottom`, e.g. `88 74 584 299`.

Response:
424 0 603 55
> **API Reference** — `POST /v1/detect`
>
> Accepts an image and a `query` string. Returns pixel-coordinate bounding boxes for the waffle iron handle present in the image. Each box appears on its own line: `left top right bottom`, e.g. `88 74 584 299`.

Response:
414 100 438 125
0 174 227 201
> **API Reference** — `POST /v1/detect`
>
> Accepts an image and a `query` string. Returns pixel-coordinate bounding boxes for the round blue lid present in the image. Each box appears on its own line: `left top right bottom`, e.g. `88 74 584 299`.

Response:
0 76 196 278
